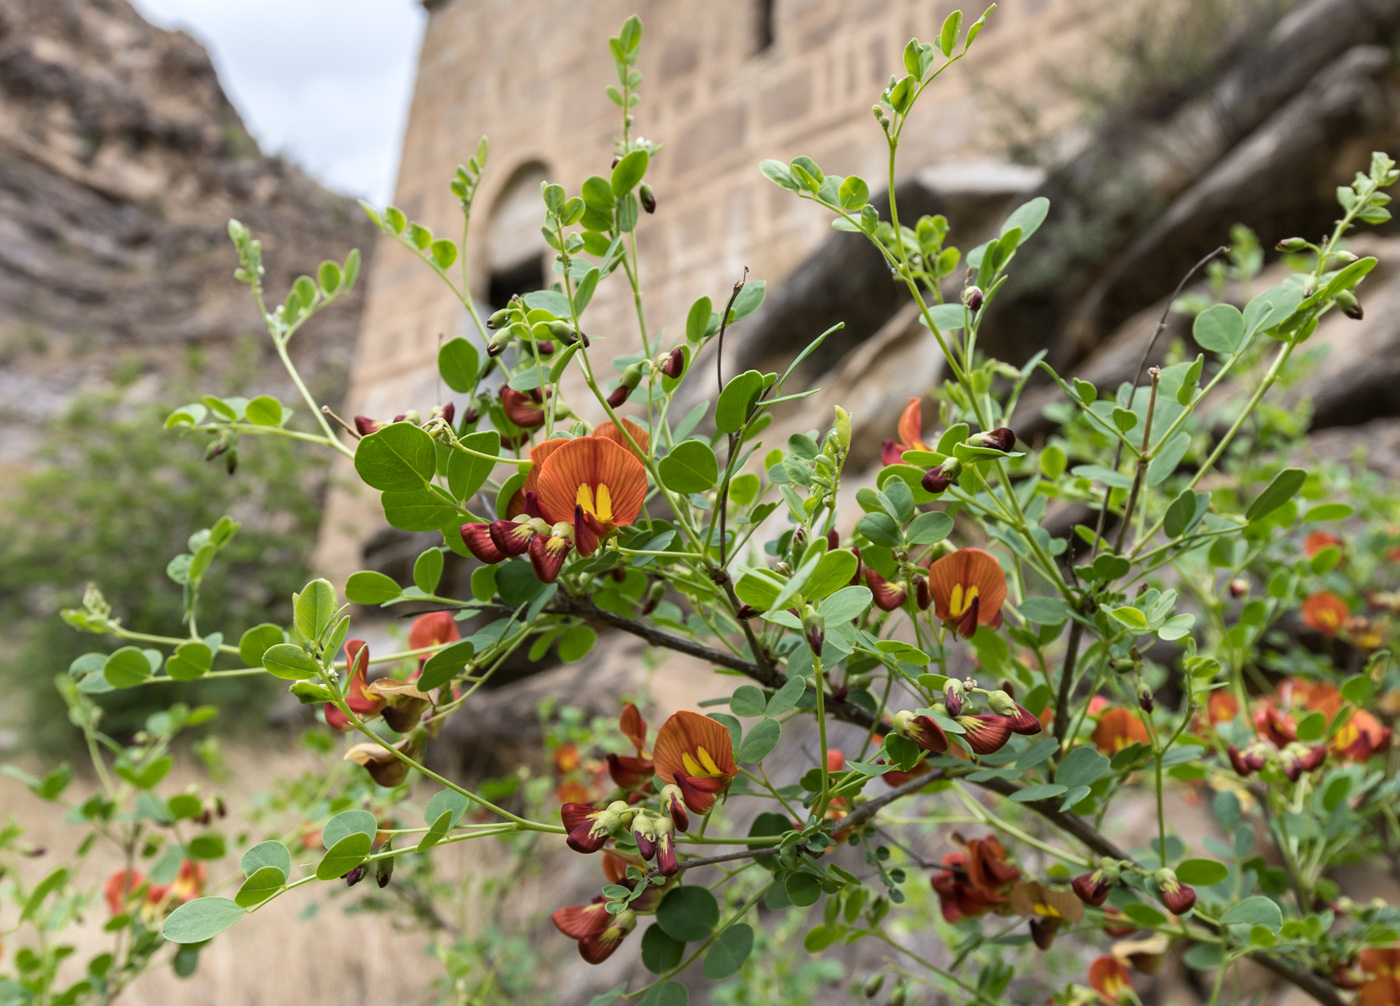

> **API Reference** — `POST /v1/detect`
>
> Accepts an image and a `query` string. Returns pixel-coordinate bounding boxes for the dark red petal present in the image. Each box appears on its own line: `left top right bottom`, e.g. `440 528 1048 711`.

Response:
489 519 534 557
460 523 505 563
551 902 611 938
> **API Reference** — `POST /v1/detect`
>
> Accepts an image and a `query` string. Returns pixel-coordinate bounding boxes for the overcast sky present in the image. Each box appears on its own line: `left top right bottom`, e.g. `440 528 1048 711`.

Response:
131 0 426 205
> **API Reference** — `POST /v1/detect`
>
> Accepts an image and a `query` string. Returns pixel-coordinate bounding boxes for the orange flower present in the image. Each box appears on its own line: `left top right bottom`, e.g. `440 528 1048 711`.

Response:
929 833 1020 923
652 711 736 815
881 397 932 466
536 435 648 531
1302 591 1349 636
1088 956 1133 1003
609 702 655 790
927 548 1007 638
325 639 384 731
1332 708 1392 761
1091 707 1150 754
1304 530 1343 557
104 868 145 915
594 416 650 460
409 611 460 652
1360 947 1400 1006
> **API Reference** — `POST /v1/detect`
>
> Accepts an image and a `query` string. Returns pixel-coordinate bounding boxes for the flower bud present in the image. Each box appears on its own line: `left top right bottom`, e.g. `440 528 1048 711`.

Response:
374 854 394 889
863 972 886 998
1072 870 1112 906
633 816 657 861
1276 237 1309 253
353 415 382 437
642 580 666 616
1229 578 1249 598
661 347 684 379
661 784 690 833
965 286 984 312
1154 868 1196 915
987 689 1042 735
343 865 367 887
546 320 579 345
654 815 678 876
834 406 852 452
486 308 511 330
486 328 512 357
943 683 963 718
1138 689 1154 713
735 603 758 620
921 458 962 494
607 363 644 408
639 183 656 214
536 340 555 356
1335 290 1363 320
971 427 1016 452
802 609 826 655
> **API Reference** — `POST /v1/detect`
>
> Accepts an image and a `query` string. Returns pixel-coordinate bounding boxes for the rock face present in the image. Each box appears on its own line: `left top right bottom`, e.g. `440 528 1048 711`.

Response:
0 0 375 475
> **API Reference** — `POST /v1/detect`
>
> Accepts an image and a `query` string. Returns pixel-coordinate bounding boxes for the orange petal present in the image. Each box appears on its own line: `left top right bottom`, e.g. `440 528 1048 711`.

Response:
652 711 736 785
408 611 459 650
897 398 924 450
523 437 569 498
927 548 1007 625
594 417 651 459
536 436 648 528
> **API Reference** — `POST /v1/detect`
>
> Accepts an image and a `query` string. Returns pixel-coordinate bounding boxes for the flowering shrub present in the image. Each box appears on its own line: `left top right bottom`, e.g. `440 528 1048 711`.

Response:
5 8 1400 1006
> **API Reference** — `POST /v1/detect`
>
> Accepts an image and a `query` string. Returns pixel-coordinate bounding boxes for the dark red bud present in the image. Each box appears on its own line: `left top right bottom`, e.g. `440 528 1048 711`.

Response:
922 468 952 494
966 286 984 311
343 865 367 887
661 347 684 379
639 183 656 214
607 385 631 408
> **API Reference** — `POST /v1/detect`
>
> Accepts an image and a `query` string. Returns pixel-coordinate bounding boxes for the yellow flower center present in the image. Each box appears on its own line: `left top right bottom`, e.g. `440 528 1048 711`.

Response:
1033 901 1063 918
949 583 980 617
680 746 725 778
576 483 614 522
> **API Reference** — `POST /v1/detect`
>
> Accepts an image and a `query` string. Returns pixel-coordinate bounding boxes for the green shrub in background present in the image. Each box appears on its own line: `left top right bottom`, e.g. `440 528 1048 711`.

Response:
0 382 324 753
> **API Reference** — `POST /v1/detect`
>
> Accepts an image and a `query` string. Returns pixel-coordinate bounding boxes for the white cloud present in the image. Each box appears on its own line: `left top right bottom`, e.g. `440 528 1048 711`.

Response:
130 0 426 204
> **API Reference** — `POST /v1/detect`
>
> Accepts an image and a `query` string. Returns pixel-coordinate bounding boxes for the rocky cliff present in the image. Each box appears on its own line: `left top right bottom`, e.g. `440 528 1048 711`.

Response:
0 0 375 476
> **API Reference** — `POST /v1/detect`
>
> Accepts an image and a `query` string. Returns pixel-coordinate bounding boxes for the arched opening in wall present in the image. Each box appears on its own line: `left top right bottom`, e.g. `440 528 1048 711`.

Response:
752 0 775 54
486 161 550 308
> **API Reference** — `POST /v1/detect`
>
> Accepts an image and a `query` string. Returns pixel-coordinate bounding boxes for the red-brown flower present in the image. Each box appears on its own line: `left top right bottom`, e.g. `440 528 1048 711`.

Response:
866 568 908 611
1302 591 1350 636
927 548 1007 638
957 713 1014 755
608 702 655 790
501 386 547 429
325 639 384 731
929 833 1020 923
409 611 459 655
880 397 933 466
1091 707 1150 755
104 868 144 915
652 711 737 816
1332 708 1392 761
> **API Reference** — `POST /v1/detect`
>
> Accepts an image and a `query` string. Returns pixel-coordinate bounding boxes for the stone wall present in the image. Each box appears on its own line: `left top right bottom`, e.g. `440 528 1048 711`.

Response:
315 0 1127 583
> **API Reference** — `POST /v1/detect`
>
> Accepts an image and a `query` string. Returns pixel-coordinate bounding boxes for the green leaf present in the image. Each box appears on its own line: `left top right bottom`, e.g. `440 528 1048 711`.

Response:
1107 606 1148 630
413 549 444 594
161 897 245 944
641 924 685 974
1001 196 1049 241
1220 896 1282 931
438 339 479 393
766 676 806 717
658 440 718 493
728 472 760 505
611 150 649 198
448 430 501 504
759 159 799 192
715 371 764 433
938 9 963 56
856 511 901 547
418 639 475 691
1019 597 1070 625
424 789 470 830
657 886 720 942
103 647 153 688
238 623 284 666
294 578 337 642
784 872 822 907
557 625 597 662
1164 490 1209 538
1123 903 1166 927
318 259 342 294
731 685 767 717
737 718 781 763
1193 304 1246 354
907 511 953 545
1176 858 1228 886
165 641 212 681
837 176 869 211
1246 468 1306 522
115 755 173 790
728 281 766 322
1010 783 1068 803
234 867 284 908
315 833 372 881
587 986 629 1006
381 488 460 532
820 585 872 624
805 549 858 600
20 867 68 922
245 395 283 427
345 571 401 605
1145 431 1191 487
1055 746 1108 789
1304 502 1352 522
323 809 379 848
638 982 688 1006
240 841 292 879
686 296 713 342
1158 613 1196 641
431 238 457 269
261 643 319 681
355 423 437 491
703 922 755 979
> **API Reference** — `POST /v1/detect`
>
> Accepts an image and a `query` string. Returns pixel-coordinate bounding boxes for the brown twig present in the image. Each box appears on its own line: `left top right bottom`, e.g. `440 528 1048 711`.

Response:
322 405 361 439
714 269 748 392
